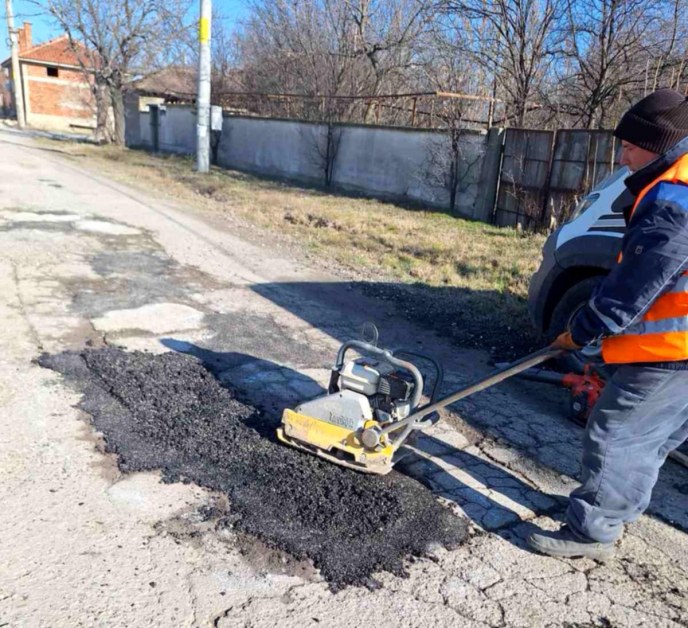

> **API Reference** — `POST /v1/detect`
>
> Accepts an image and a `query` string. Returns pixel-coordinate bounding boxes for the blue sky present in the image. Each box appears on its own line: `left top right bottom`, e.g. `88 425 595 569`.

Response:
1 0 248 60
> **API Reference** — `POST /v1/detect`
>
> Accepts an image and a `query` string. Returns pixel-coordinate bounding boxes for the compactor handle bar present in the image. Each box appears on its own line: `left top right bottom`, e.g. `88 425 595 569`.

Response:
375 346 564 443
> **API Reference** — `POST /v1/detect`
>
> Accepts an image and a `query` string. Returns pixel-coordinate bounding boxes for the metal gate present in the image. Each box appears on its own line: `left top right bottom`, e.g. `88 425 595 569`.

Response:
149 104 160 152
493 129 554 228
493 128 619 229
545 129 618 226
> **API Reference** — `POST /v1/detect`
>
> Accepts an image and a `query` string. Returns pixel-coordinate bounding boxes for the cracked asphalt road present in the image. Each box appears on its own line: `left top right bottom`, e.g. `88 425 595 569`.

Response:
1 128 687 627
38 347 468 590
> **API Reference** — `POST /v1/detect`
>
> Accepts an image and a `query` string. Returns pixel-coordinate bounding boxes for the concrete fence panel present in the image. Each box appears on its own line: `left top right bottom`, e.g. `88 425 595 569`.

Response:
452 131 490 219
218 116 325 184
331 125 446 206
124 98 492 219
157 106 197 155
123 97 621 230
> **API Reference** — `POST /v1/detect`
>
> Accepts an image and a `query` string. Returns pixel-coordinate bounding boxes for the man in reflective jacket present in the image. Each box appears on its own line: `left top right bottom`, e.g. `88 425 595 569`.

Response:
529 88 688 560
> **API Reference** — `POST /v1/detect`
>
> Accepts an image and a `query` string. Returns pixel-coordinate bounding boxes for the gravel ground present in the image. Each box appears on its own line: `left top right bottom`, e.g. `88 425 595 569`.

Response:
361 282 541 360
39 347 468 590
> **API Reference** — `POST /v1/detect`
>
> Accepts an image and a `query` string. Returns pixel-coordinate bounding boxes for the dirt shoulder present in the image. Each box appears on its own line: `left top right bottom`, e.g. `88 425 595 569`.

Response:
41 141 546 358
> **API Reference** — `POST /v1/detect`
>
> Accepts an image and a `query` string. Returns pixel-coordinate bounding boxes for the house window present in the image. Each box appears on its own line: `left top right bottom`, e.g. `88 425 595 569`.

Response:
46 67 59 78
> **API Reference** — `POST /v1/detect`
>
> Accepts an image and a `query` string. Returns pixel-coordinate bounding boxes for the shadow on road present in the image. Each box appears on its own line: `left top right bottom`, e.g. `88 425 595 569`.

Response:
160 337 325 438
401 433 568 536
246 280 688 535
160 337 569 547
251 280 540 362
0 126 93 151
0 136 84 156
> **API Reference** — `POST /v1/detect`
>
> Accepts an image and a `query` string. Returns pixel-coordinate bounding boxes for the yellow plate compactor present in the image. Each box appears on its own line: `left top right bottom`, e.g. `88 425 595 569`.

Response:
277 339 561 475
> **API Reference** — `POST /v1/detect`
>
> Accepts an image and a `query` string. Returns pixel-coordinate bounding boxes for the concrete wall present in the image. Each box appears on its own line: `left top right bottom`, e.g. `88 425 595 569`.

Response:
158 106 197 154
218 117 324 184
331 125 449 208
128 104 195 155
125 101 491 218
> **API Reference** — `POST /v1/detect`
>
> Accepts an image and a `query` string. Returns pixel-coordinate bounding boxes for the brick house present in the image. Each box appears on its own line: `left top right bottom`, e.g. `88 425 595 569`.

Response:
1 23 97 131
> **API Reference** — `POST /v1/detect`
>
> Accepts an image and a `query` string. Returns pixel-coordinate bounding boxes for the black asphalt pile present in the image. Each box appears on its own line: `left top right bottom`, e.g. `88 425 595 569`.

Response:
39 347 468 589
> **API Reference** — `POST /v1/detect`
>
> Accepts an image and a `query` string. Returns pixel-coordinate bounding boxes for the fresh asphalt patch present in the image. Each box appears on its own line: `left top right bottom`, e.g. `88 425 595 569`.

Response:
39 347 468 589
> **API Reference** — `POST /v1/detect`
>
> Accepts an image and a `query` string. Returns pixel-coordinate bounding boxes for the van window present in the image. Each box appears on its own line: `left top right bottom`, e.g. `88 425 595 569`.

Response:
594 166 628 191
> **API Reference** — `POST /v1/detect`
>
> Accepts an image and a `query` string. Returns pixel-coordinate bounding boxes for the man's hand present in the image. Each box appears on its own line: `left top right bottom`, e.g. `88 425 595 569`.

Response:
551 331 582 351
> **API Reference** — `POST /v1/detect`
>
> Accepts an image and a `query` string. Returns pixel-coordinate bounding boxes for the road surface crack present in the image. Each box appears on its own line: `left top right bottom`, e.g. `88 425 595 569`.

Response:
10 261 43 352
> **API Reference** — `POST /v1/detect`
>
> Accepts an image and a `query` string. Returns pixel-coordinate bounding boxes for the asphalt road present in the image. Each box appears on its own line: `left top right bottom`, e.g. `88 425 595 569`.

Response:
1 127 687 627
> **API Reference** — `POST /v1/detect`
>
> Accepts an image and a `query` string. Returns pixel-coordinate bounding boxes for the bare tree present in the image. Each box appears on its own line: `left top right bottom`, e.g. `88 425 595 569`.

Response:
235 0 436 124
420 23 488 212
36 0 191 144
239 2 335 98
211 12 243 103
640 1 688 95
441 0 562 127
556 0 668 129
344 0 436 121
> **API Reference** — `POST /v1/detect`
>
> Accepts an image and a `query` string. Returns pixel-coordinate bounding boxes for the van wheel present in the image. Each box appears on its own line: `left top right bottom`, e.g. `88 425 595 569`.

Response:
547 276 604 373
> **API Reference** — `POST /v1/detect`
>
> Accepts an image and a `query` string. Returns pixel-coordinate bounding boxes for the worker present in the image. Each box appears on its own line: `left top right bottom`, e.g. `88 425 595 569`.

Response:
528 88 688 560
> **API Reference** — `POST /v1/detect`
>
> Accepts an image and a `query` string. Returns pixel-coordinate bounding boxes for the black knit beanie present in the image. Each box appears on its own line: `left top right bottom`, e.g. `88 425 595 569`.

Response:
614 88 688 154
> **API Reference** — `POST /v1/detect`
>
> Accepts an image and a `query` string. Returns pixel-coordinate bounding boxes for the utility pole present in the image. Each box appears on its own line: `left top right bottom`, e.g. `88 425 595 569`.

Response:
4 0 25 128
196 0 211 173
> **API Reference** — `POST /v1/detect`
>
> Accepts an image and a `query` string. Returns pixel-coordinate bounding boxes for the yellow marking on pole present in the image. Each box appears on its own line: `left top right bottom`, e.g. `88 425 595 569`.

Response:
199 16 210 43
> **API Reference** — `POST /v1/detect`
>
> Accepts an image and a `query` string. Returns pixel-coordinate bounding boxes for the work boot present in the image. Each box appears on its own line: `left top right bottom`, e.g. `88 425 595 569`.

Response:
527 525 615 561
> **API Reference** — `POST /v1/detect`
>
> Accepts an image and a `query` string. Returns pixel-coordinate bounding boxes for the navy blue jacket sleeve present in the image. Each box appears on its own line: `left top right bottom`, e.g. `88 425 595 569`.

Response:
570 181 688 346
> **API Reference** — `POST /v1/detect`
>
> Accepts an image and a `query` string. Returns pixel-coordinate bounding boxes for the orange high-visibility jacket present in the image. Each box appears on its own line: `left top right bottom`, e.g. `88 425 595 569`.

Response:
601 153 688 363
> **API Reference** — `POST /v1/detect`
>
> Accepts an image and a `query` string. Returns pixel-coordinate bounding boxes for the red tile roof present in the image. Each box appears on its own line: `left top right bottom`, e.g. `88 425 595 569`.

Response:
2 34 93 68
23 35 92 67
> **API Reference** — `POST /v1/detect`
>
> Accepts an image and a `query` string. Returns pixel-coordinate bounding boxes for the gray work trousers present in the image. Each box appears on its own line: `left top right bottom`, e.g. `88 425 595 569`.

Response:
567 365 688 544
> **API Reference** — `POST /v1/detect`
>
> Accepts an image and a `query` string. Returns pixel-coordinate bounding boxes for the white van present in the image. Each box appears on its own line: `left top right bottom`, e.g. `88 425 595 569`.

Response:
528 167 633 338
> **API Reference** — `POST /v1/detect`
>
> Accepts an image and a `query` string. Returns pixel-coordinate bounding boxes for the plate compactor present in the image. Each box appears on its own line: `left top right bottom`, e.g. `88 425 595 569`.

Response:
277 339 562 475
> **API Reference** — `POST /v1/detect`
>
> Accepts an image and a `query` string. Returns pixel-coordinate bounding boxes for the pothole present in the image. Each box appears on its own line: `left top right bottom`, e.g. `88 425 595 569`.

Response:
38 347 469 590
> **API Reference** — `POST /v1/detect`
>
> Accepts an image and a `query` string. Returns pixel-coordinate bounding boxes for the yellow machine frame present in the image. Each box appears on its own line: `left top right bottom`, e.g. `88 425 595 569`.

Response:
277 346 563 475
277 409 396 475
